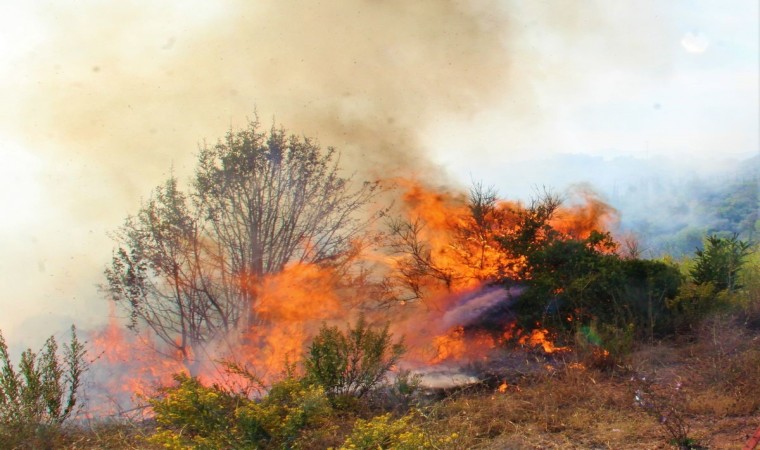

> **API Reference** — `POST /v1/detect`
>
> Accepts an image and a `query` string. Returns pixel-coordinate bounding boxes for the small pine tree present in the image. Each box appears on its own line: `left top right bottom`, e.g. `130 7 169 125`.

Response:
691 234 751 292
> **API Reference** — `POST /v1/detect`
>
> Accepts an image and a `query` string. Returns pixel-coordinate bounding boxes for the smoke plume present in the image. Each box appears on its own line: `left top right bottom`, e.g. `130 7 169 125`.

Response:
0 0 519 344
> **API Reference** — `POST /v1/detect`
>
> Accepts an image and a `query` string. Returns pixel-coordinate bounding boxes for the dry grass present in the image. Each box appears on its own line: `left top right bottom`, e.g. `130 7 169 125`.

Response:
421 366 665 449
684 316 760 419
417 319 760 450
47 420 158 450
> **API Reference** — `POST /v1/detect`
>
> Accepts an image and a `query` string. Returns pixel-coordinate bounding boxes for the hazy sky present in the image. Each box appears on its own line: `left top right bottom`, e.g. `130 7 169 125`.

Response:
0 1 757 348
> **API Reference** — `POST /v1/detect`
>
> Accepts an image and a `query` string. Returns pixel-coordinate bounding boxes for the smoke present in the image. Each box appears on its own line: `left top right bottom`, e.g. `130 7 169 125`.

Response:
440 285 520 331
0 0 518 344
4 1 516 185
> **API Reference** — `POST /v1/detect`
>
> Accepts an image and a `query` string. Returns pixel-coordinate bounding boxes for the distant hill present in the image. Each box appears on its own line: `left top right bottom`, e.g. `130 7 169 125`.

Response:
484 153 759 257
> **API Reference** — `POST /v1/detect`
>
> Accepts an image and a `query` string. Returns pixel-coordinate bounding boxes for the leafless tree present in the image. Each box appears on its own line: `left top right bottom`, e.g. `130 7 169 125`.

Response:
105 119 379 362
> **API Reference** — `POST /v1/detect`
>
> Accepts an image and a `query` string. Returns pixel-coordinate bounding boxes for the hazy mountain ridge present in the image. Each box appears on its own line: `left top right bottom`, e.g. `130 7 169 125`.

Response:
485 153 758 257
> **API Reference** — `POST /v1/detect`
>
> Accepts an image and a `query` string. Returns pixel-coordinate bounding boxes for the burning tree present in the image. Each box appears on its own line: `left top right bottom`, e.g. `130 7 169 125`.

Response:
385 181 682 360
386 183 602 307
386 182 531 304
105 119 379 363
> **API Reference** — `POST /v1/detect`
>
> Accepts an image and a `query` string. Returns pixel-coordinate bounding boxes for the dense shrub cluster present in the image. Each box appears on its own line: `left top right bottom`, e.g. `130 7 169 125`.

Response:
517 230 683 340
148 374 333 449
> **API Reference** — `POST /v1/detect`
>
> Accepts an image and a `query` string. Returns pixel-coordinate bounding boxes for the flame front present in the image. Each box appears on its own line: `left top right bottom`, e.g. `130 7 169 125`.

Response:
89 180 616 411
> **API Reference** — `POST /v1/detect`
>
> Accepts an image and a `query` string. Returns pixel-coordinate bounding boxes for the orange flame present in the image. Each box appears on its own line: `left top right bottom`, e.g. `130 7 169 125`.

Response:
89 179 616 413
87 312 186 416
551 187 618 241
429 327 497 364
237 262 344 378
517 328 570 354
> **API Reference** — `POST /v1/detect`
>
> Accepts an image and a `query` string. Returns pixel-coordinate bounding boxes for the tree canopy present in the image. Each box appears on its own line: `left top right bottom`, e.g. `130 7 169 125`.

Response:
105 119 378 361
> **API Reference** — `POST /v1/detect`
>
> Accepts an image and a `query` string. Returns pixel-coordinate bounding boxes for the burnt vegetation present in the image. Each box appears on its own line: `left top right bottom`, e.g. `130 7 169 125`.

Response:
2 121 759 449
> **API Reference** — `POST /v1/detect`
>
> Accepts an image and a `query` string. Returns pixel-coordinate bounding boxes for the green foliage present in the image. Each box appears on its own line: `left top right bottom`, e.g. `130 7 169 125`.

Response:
387 369 422 412
665 235 753 333
256 377 333 445
738 248 760 328
340 412 454 450
517 230 683 341
616 258 683 340
691 234 751 292
516 231 618 328
149 319 410 448
0 326 86 447
667 282 735 333
149 373 241 448
304 316 405 400
148 373 333 449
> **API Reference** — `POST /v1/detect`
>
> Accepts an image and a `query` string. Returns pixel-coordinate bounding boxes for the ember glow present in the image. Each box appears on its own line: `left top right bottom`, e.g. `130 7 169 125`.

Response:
85 179 616 413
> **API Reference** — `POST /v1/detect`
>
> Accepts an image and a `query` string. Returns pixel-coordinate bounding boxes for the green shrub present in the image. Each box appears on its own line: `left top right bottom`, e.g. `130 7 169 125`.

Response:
691 234 751 293
149 319 408 448
616 258 682 340
518 235 682 340
0 326 86 448
387 369 422 412
737 247 760 329
256 377 333 446
148 373 242 449
667 235 754 334
148 374 333 449
340 412 451 450
304 316 405 400
667 281 736 333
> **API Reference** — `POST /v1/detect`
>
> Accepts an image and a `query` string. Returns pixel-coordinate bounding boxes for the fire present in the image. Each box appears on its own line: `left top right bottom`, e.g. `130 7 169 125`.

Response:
385 181 613 365
389 179 527 305
518 328 570 354
238 262 344 378
550 187 618 241
431 327 467 362
89 179 617 413
87 262 346 414
430 327 497 364
87 313 186 416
